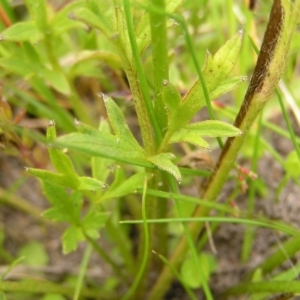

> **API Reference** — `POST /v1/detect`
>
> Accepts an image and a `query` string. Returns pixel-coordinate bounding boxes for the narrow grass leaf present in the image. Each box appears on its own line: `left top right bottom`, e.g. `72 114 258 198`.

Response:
223 281 300 297
120 217 299 237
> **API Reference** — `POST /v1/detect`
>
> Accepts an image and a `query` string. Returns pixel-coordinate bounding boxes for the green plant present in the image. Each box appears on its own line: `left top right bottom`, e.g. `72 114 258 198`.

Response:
0 0 300 299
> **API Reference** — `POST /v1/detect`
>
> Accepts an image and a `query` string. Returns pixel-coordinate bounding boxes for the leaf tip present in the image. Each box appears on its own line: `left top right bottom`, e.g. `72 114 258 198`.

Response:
74 118 80 126
68 11 76 20
162 79 169 86
102 183 109 190
49 119 55 126
99 92 108 102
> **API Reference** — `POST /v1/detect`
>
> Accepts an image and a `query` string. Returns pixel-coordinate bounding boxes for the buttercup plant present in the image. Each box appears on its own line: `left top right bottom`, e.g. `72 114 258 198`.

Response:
0 0 300 299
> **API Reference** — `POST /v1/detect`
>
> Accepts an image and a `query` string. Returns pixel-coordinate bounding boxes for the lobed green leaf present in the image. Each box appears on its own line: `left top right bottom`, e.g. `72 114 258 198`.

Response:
53 132 148 166
27 168 79 189
162 80 181 129
210 76 247 100
42 69 71 95
81 211 108 239
0 57 70 94
168 120 241 148
103 94 144 151
185 120 242 137
91 119 114 182
62 226 84 254
169 129 210 149
24 0 48 31
50 1 85 36
42 182 82 224
46 121 78 177
71 7 114 38
78 176 108 191
168 31 243 132
148 153 181 183
0 22 43 42
102 172 148 201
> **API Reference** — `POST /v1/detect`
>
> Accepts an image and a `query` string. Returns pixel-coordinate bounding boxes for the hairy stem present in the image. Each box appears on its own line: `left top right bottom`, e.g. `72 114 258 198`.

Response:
149 0 169 270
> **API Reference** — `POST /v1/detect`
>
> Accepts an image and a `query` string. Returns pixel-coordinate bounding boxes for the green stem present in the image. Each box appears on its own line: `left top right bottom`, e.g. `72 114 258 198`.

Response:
170 13 223 148
152 173 169 265
146 1 300 298
122 0 162 152
122 177 150 300
73 243 93 300
106 216 136 276
246 236 300 279
223 281 300 297
0 280 116 299
148 0 169 269
241 113 262 262
83 232 130 285
167 175 214 300
149 0 169 132
153 250 197 300
276 88 300 161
